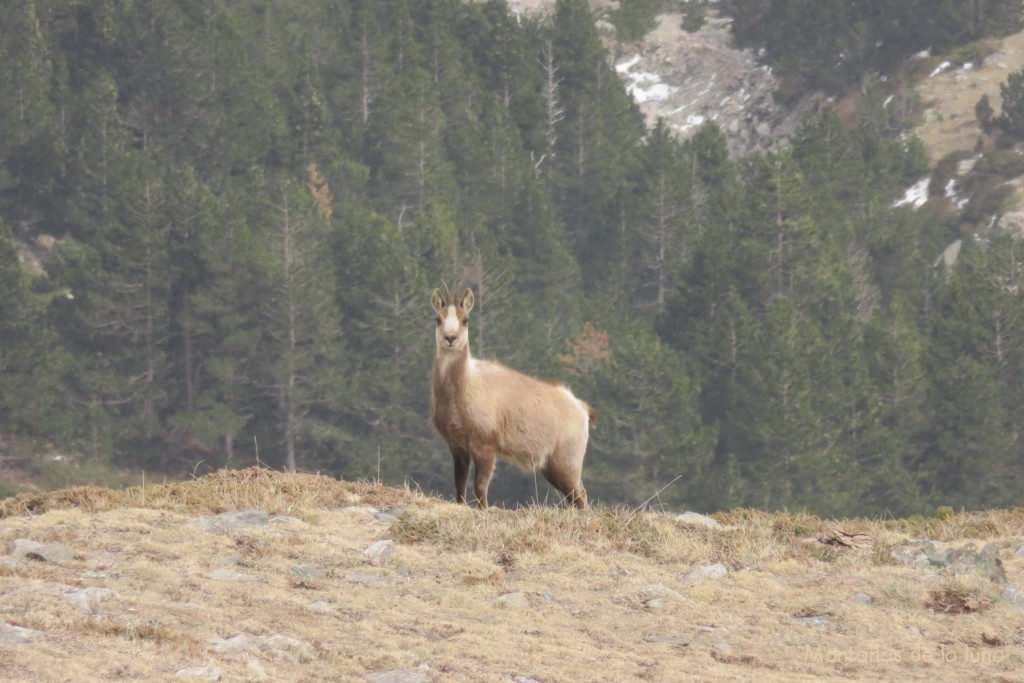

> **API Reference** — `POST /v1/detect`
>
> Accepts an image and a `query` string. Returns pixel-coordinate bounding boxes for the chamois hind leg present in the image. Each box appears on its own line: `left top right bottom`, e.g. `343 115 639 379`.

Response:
541 459 588 509
451 448 471 505
471 453 496 509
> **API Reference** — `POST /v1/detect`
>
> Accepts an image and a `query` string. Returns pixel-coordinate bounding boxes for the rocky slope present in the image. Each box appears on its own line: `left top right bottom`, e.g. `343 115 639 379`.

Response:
913 31 1024 162
502 1 1024 166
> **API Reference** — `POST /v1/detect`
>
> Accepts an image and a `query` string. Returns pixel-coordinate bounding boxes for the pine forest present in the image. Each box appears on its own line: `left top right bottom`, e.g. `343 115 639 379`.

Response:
2 0 1024 517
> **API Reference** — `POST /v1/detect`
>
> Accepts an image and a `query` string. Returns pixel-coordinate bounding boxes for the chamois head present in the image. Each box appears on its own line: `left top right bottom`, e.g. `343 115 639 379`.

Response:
431 287 474 353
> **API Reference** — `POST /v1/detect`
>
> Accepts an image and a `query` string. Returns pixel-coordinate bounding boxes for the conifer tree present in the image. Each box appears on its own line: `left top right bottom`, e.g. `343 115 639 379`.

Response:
252 172 345 473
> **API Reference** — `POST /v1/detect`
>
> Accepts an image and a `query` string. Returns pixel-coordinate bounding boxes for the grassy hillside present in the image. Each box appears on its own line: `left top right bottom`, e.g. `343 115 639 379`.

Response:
1 469 1022 681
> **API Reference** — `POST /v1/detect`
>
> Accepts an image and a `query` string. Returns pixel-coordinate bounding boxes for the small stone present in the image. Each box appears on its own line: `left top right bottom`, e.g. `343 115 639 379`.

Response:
374 507 405 523
0 622 48 645
513 676 543 683
683 563 728 580
643 635 690 646
208 634 261 655
675 511 722 529
494 592 531 608
11 539 76 563
175 667 221 680
364 670 431 683
62 587 120 614
1002 586 1024 609
851 592 873 605
713 641 733 655
269 515 304 526
290 565 326 581
246 659 268 680
364 540 396 566
644 598 668 610
262 634 315 662
307 600 333 614
193 510 270 533
795 615 830 628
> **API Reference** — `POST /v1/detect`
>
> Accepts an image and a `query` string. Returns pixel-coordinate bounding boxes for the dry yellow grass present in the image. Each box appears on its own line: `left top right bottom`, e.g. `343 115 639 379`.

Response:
0 468 1022 682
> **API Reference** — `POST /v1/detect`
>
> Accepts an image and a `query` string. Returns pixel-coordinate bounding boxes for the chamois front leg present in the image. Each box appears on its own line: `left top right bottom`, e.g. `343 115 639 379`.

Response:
451 447 471 505
472 453 496 509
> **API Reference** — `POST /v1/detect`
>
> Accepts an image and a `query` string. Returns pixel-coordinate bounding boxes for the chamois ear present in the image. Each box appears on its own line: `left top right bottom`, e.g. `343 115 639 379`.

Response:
460 288 475 313
431 288 447 313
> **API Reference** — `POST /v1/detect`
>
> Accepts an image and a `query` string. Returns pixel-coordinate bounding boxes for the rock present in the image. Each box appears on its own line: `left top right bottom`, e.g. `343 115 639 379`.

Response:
208 634 314 663
713 641 733 656
494 592 531 608
345 572 405 588
683 563 728 580
0 622 48 645
364 670 431 683
307 600 333 614
364 540 396 566
246 660 269 680
1002 586 1024 608
11 539 76 563
795 615 830 628
373 507 405 523
643 635 690 645
946 543 1006 585
935 240 962 269
956 158 978 175
269 515 305 526
851 592 873 605
290 564 326 581
891 541 1007 584
638 583 685 609
262 635 316 662
34 234 56 251
175 667 221 680
610 11 784 156
513 676 544 683
193 510 270 533
209 634 262 656
62 587 120 614
675 511 722 529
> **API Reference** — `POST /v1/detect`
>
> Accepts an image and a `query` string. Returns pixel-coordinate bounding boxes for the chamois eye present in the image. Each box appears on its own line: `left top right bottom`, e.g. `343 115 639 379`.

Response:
462 317 468 326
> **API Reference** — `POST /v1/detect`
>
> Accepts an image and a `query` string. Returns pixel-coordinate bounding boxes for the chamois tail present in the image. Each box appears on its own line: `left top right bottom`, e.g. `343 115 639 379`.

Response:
581 400 596 428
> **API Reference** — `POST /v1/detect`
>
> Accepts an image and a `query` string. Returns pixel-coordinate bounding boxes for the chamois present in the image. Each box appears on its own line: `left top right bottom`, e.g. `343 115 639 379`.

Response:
430 287 593 509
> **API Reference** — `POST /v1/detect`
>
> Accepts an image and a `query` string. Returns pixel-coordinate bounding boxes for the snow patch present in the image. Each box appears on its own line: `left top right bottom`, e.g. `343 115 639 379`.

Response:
929 61 951 78
617 55 678 104
674 114 706 133
944 178 969 209
615 53 641 73
894 178 930 209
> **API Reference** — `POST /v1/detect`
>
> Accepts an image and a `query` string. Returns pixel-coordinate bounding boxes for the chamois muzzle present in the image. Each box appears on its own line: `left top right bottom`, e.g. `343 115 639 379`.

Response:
444 335 458 347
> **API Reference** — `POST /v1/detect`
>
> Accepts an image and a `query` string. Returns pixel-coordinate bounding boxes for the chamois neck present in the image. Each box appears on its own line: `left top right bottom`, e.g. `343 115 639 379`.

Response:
434 344 471 380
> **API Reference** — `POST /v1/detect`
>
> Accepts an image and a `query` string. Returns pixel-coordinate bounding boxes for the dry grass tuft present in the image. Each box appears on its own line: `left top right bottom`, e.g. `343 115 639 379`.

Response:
0 466 421 519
